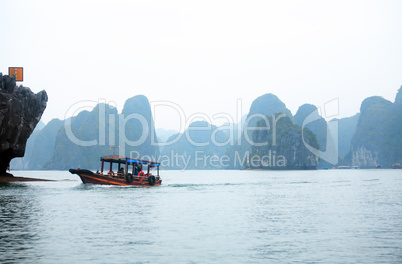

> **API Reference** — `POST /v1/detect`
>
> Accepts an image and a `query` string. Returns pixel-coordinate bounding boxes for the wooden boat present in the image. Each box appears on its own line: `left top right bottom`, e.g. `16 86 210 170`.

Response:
69 155 162 187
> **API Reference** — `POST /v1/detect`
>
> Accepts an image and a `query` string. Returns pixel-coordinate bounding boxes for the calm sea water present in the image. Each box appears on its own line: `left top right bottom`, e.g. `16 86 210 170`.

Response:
1 169 402 263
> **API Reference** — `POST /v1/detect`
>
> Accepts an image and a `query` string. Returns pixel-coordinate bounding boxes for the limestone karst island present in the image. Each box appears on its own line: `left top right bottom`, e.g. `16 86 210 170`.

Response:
0 72 47 182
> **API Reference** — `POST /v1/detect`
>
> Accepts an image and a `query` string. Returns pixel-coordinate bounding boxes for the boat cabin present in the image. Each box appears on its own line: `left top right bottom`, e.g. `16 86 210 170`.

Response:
99 155 160 179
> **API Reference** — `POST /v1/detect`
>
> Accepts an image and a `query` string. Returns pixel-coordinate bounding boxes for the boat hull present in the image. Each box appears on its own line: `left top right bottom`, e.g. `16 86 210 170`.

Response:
69 169 162 187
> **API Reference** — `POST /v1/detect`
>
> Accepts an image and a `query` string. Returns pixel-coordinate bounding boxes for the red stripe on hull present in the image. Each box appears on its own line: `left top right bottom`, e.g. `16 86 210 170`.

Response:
78 173 162 187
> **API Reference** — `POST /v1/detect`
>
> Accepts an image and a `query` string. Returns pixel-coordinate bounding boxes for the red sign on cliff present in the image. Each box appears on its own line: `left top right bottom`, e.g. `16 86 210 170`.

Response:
8 67 23 82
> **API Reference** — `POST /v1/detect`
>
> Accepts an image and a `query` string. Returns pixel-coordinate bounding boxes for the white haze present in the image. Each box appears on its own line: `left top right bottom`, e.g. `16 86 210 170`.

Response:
1 0 401 130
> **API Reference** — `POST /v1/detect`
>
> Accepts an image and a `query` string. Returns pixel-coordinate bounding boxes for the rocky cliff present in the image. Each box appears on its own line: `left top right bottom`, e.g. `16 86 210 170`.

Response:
44 103 119 170
246 93 294 127
227 93 295 169
351 88 402 168
251 114 319 169
120 95 160 161
331 113 360 160
294 104 328 152
0 73 47 175
44 95 160 170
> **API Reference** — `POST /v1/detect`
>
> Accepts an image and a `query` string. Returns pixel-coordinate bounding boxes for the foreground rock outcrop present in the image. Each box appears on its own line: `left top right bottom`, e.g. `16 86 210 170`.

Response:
0 73 47 175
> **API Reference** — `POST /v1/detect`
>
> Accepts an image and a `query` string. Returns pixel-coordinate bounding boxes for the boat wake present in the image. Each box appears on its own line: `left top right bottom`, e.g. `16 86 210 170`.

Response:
166 182 243 188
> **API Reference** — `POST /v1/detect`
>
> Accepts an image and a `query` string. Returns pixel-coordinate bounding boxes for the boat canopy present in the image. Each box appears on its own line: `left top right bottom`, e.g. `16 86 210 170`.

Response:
100 155 159 166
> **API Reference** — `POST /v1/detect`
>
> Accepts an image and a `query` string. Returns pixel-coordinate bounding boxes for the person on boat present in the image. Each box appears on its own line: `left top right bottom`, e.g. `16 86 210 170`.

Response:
135 164 142 175
134 164 143 179
134 164 138 175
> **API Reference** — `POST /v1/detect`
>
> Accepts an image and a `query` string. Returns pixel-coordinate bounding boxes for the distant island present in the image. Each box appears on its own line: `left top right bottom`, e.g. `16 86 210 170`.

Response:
9 84 402 171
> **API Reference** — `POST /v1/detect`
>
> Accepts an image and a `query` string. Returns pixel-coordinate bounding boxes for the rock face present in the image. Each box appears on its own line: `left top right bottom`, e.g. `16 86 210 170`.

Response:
227 93 295 169
294 104 328 152
331 113 360 160
44 95 160 170
251 114 319 169
44 103 119 170
351 88 402 168
246 93 293 127
352 146 379 167
120 95 160 161
0 73 47 175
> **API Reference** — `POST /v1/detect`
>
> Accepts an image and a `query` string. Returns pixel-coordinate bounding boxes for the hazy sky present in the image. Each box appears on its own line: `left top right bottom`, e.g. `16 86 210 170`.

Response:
1 0 401 131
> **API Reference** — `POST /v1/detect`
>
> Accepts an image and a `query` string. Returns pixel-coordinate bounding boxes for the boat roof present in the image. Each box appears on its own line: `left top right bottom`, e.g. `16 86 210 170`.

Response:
101 155 159 166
